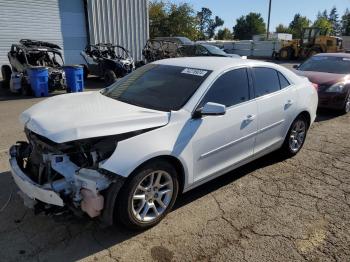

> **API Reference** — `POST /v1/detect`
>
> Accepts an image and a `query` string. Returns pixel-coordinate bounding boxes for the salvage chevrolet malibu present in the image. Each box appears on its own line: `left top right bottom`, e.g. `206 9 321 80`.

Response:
9 57 318 230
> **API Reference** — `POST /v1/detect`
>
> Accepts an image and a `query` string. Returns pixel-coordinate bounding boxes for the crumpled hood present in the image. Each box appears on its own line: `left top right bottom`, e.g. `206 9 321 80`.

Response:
20 91 170 143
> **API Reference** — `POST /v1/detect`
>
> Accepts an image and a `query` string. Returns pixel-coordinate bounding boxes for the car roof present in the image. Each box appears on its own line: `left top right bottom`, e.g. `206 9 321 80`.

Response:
153 57 270 71
314 52 350 58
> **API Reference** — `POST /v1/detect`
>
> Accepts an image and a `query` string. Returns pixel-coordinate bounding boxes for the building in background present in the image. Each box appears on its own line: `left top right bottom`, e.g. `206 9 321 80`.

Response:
0 0 149 77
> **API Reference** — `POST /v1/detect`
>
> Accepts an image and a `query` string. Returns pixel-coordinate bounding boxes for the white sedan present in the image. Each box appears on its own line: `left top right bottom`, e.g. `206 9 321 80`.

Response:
9 57 318 230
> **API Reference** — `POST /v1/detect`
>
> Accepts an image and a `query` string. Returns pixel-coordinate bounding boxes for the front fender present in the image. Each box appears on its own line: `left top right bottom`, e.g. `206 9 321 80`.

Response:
99 111 193 187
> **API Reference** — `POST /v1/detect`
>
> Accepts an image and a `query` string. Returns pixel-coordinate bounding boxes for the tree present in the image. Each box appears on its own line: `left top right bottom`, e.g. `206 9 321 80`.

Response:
149 1 199 40
342 8 350 35
313 17 333 35
289 14 311 39
233 13 266 40
197 7 212 39
216 28 233 40
167 3 199 39
207 16 224 39
149 1 168 38
275 24 292 34
197 7 224 40
317 10 328 19
329 7 341 35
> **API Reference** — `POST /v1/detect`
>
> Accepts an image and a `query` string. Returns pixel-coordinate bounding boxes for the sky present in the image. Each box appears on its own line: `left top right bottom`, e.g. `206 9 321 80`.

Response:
171 0 350 32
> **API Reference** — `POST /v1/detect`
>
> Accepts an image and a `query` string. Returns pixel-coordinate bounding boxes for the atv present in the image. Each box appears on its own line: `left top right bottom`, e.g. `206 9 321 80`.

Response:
1 39 66 95
81 43 135 86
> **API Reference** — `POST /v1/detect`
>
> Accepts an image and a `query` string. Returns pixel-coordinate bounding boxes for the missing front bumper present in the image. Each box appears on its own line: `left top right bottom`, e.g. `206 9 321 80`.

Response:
9 145 64 206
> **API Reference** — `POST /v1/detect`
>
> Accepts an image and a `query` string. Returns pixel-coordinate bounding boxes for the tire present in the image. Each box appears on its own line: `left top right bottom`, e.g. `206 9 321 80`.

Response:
104 70 117 86
21 79 31 96
342 93 350 114
279 47 293 60
308 47 322 58
116 160 179 230
81 64 89 80
1 65 12 89
280 115 309 158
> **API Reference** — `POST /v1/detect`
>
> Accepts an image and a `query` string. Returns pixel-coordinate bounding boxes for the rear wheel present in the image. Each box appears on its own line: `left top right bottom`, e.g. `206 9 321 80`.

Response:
1 65 12 89
280 115 309 157
116 160 179 230
104 70 117 86
343 94 350 114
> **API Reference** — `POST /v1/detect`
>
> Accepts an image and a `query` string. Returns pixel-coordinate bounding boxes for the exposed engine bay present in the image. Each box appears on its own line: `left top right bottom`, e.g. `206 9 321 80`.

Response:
11 128 131 218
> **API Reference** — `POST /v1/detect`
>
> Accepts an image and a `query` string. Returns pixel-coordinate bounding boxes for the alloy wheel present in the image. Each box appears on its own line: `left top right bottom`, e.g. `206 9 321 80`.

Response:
289 120 306 153
131 171 174 222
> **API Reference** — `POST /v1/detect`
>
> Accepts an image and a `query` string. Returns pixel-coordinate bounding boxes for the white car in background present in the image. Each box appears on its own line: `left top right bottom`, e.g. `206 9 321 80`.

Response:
9 57 318 230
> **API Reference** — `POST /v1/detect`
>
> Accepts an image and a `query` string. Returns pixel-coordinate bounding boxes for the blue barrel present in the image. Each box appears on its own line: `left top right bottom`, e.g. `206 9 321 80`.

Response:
27 67 49 97
63 65 84 93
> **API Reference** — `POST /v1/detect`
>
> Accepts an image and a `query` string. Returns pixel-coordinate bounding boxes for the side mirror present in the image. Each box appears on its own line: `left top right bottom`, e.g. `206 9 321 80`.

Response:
193 102 226 118
293 64 299 69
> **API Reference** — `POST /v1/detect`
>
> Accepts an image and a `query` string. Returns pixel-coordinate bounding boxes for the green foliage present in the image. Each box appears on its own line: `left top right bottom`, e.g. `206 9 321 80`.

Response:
149 2 223 41
216 28 233 40
197 8 224 40
149 1 350 41
149 1 169 37
149 1 199 40
289 14 311 39
207 16 224 39
167 3 199 39
313 17 333 35
197 7 212 39
342 8 350 35
275 24 292 34
329 7 341 35
233 13 266 40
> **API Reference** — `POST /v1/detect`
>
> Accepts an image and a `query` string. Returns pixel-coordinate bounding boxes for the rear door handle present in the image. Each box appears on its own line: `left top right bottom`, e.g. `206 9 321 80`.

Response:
245 114 256 121
286 99 294 105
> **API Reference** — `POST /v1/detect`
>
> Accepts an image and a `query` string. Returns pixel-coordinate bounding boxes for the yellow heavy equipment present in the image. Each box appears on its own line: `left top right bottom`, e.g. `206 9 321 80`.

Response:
278 27 343 60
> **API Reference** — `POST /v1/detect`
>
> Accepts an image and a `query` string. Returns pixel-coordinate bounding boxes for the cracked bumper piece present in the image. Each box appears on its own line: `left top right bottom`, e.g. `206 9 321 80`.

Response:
9 145 64 207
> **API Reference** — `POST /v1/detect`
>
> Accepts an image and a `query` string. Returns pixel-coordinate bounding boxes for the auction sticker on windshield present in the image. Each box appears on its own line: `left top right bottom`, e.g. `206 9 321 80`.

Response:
181 68 208 77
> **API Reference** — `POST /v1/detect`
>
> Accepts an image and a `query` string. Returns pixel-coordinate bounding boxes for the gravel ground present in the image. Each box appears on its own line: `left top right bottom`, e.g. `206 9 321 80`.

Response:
0 64 349 262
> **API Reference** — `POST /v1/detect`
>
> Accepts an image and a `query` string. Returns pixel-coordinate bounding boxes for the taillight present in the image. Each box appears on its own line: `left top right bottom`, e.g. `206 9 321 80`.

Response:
311 83 318 90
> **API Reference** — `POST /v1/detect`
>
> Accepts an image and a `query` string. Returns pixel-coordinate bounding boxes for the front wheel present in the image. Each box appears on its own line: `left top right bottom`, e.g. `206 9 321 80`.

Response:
280 115 309 157
104 70 117 87
1 65 12 89
116 160 179 230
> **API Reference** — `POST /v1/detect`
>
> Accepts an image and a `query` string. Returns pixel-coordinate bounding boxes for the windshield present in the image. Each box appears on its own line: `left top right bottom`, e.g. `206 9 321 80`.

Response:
202 45 227 56
101 64 212 111
298 56 350 74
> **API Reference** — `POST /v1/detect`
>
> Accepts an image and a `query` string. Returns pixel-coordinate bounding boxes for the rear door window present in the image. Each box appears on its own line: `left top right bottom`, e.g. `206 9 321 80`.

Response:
252 68 281 97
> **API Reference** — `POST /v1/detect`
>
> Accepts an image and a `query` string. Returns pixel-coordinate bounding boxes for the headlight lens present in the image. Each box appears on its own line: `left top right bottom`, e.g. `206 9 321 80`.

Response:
326 82 346 93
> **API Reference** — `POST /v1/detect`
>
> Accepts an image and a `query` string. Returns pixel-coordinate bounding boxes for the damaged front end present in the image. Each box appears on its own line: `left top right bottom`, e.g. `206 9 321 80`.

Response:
9 128 126 220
